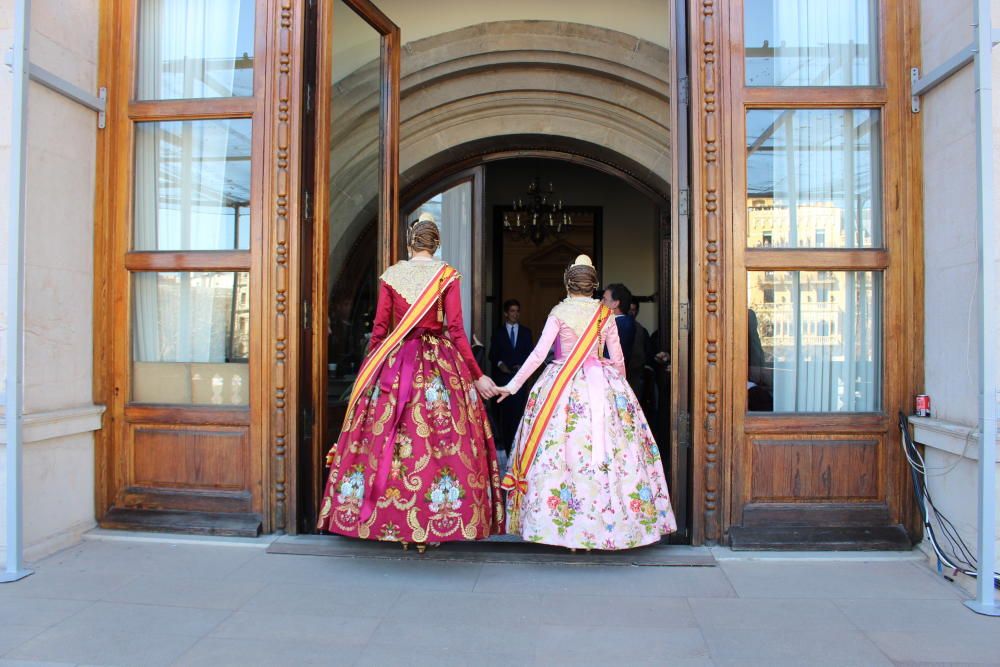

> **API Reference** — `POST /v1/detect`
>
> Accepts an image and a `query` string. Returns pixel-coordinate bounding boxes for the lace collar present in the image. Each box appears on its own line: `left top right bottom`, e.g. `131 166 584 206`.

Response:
380 259 450 304
550 296 602 336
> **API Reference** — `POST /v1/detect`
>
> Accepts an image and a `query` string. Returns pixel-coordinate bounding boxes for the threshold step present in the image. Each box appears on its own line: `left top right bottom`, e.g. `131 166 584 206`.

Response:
100 508 262 538
728 525 912 551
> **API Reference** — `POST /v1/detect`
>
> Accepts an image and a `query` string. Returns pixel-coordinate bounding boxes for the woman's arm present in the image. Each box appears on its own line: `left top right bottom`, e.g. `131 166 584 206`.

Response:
503 315 559 394
442 279 485 378
367 281 394 353
603 316 627 378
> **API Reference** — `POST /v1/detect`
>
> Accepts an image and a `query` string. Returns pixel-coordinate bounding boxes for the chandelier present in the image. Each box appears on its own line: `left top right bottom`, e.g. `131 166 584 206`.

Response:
502 177 571 245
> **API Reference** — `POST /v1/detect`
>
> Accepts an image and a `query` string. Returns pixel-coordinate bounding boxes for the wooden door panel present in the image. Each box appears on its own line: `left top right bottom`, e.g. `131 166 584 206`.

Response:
130 425 249 491
749 437 880 502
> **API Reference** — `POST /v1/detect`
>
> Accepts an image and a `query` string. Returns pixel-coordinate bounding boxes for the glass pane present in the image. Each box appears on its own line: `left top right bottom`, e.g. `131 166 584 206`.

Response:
747 270 881 413
405 180 474 337
132 271 250 405
744 0 879 86
137 0 255 99
747 109 881 248
326 0 382 410
134 119 252 251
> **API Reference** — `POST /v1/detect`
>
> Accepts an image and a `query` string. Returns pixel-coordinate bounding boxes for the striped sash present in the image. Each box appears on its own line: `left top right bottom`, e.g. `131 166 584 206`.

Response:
340 263 457 434
502 303 611 532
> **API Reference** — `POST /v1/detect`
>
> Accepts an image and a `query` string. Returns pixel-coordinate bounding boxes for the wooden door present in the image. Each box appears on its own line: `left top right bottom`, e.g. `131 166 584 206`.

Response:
96 0 268 536
687 0 920 548
297 0 401 532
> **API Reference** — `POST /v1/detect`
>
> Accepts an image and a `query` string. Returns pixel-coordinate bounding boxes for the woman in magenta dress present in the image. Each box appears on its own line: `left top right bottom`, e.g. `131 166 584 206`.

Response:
318 214 504 549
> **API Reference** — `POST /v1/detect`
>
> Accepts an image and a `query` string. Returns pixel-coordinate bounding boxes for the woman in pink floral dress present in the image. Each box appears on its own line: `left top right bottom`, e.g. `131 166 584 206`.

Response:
317 214 504 549
498 256 676 550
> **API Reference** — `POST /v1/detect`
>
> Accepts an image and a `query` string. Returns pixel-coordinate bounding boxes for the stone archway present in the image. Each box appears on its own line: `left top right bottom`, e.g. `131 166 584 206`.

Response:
328 20 671 288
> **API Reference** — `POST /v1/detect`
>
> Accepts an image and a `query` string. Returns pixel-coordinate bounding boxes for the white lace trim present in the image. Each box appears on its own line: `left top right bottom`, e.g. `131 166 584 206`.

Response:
550 297 602 337
380 259 454 304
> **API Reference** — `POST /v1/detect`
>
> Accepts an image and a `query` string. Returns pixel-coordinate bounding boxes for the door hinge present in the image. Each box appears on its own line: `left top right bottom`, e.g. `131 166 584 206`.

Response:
679 411 692 449
305 81 314 115
302 299 310 330
304 189 313 222
678 302 690 331
678 188 690 217
679 75 690 106
302 406 315 438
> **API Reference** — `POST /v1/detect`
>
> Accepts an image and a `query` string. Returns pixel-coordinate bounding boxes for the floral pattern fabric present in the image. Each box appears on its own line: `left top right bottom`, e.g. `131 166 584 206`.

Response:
508 361 677 550
318 330 504 543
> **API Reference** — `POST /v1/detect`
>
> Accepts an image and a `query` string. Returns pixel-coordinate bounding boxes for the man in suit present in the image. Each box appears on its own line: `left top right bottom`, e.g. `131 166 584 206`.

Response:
489 299 534 459
602 283 646 395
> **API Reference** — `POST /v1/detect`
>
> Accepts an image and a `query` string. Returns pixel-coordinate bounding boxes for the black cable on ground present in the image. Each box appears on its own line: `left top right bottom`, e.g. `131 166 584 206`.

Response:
899 412 1000 589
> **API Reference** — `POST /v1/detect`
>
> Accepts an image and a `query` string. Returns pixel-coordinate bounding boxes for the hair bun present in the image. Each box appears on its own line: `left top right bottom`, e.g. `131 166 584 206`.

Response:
417 211 436 224
572 254 593 268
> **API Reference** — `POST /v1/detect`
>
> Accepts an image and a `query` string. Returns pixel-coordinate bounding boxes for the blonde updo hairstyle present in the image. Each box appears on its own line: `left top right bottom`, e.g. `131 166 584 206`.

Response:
407 211 441 254
564 255 599 296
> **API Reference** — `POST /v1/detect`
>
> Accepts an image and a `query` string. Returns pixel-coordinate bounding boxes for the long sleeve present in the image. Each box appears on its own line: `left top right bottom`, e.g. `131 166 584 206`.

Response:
442 279 484 377
504 315 559 394
603 317 627 378
367 281 394 352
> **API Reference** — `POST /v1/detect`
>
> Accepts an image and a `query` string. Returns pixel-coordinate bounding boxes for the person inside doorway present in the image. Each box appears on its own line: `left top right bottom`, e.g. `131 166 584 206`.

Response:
601 283 646 396
489 299 534 469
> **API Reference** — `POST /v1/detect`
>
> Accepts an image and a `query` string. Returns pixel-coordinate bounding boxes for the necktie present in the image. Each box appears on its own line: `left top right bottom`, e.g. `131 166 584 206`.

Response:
509 325 516 347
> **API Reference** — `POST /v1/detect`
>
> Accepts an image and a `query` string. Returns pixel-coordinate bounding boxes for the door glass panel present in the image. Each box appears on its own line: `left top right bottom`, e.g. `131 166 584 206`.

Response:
405 180 474 338
136 0 255 99
131 271 250 405
747 270 881 413
134 119 252 251
327 0 382 408
744 0 879 86
746 109 881 248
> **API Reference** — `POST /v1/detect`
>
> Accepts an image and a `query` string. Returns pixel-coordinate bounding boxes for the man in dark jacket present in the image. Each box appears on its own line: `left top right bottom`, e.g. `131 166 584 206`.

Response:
489 299 533 456
602 283 646 395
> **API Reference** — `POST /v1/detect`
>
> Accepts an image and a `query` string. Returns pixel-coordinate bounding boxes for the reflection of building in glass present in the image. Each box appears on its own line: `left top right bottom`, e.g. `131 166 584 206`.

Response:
747 196 867 248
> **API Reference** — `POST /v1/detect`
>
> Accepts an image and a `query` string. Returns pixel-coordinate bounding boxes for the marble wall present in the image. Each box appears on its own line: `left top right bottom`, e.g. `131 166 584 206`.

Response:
0 0 102 566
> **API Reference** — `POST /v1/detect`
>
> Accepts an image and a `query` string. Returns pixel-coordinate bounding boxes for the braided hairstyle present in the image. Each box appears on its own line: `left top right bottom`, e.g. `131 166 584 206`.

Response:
407 212 441 254
564 255 599 296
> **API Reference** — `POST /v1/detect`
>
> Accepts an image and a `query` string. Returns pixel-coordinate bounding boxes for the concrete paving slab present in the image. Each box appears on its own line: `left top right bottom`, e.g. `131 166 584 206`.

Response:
534 624 710 664
172 637 361 667
700 626 894 666
689 597 859 632
209 611 380 647
6 624 202 667
719 561 963 600
238 582 400 618
474 562 736 597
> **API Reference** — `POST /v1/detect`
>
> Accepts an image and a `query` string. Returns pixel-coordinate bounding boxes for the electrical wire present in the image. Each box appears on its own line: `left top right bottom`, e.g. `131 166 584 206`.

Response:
899 412 1000 589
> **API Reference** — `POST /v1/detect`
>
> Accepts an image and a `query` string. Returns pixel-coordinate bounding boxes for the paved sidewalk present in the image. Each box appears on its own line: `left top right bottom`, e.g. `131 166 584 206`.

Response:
0 534 997 666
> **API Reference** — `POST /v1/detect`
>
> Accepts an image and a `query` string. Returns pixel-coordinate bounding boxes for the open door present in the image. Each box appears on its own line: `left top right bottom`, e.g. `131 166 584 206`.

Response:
297 0 400 533
669 0 692 541
401 167 487 341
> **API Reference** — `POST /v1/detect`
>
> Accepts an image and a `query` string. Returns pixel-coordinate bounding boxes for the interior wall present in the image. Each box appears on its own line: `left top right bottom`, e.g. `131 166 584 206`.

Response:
484 159 661 347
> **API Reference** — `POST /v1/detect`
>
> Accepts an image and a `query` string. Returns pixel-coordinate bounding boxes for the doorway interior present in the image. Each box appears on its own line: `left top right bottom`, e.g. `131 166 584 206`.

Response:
295 0 690 543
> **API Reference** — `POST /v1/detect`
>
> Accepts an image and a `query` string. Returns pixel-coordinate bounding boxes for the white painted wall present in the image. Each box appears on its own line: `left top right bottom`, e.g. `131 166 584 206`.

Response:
916 0 1000 588
0 0 102 566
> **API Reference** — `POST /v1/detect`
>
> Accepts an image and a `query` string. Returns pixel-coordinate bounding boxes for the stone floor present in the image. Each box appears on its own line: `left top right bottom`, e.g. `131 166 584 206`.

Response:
0 532 997 666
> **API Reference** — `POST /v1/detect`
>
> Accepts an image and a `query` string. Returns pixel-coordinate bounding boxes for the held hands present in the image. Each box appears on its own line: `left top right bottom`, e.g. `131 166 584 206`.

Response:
496 386 513 403
474 375 500 399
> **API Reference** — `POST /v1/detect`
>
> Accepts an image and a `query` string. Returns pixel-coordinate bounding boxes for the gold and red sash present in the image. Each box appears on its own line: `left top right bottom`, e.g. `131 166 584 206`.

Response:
502 303 611 531
338 263 457 437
